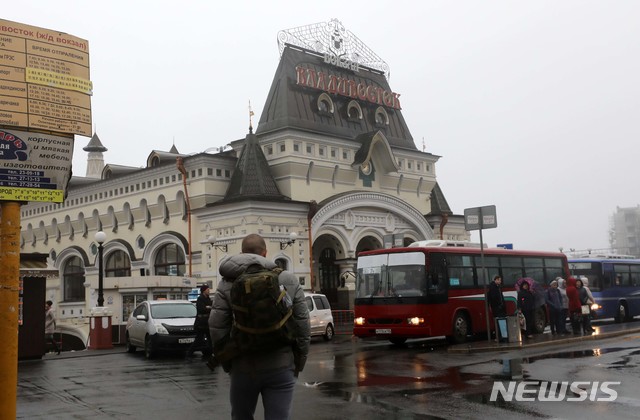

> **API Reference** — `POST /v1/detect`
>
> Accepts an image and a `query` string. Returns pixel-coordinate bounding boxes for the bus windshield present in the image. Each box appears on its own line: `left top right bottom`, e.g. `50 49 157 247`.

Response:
356 252 426 298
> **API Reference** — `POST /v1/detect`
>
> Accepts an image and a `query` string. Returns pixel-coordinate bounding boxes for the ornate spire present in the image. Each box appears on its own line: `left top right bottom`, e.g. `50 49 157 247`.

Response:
277 18 390 79
248 100 255 134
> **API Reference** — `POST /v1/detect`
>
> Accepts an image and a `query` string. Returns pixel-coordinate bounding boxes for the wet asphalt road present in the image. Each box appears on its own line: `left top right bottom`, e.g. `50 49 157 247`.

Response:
17 320 640 420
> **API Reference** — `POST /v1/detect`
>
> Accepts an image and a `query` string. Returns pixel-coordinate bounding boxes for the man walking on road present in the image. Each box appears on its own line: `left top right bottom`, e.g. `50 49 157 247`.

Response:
209 233 310 420
45 300 60 355
187 284 213 358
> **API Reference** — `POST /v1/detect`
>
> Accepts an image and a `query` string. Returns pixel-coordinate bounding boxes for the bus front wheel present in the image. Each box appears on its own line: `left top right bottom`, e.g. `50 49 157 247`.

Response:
533 306 547 333
615 302 628 323
447 312 470 344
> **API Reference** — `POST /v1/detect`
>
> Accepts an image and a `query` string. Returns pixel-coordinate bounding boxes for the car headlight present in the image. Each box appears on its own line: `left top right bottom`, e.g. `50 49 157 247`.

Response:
591 303 600 311
354 317 365 326
407 317 424 326
154 322 169 335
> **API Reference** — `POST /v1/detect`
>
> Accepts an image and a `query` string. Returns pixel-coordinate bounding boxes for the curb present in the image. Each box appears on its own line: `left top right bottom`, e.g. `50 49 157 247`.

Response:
447 326 640 354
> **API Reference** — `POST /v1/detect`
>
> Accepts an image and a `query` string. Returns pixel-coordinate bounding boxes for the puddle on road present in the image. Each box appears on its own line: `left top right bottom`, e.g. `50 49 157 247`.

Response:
312 381 451 420
462 393 548 418
523 346 640 363
493 346 640 380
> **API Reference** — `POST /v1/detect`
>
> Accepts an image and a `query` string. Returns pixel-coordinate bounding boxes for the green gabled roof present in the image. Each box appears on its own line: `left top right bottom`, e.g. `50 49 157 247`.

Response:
223 130 289 202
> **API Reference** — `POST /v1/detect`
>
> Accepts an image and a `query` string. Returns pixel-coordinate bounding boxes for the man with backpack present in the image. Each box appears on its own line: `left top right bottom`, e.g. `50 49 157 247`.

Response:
209 233 310 420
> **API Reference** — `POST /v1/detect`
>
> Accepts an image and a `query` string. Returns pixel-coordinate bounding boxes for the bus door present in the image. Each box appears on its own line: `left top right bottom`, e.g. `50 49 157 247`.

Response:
427 252 448 303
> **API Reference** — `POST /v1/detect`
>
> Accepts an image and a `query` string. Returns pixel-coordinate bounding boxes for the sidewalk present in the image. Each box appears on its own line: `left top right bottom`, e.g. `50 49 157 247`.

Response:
447 320 640 353
36 345 126 361
29 321 640 360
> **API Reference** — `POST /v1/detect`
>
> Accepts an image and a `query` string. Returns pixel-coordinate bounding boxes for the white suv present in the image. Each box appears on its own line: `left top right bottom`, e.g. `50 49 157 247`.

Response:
305 293 334 341
125 300 197 358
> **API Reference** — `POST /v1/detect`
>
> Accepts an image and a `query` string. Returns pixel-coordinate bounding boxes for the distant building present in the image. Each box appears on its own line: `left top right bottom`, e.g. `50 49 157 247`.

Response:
19 19 469 346
610 205 640 258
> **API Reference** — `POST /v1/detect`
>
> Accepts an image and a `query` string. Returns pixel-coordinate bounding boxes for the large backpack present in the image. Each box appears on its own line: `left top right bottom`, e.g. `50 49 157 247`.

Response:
229 265 294 355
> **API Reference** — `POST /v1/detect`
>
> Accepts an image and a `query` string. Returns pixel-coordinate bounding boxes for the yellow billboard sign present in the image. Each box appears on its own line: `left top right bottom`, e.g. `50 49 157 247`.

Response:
0 19 92 136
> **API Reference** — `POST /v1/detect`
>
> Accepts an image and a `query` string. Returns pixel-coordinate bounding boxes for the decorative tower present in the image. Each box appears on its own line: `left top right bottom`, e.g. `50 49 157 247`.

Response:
83 132 108 178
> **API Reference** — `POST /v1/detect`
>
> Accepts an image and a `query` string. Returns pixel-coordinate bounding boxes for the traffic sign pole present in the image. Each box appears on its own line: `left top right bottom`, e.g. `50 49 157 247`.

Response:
0 201 21 418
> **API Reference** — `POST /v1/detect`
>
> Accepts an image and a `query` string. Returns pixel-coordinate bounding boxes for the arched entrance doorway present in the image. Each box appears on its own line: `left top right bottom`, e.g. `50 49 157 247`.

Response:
318 248 339 304
356 235 382 254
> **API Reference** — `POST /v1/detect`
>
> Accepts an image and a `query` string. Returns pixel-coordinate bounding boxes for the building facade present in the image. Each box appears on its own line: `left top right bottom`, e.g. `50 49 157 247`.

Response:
19 20 468 346
610 205 640 258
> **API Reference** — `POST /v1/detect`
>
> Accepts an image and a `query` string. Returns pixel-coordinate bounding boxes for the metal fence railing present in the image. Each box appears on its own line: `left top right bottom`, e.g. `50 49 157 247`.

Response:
331 310 354 335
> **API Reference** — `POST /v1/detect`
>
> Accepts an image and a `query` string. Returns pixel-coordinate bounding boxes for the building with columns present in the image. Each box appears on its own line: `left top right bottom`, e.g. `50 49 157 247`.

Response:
19 19 468 346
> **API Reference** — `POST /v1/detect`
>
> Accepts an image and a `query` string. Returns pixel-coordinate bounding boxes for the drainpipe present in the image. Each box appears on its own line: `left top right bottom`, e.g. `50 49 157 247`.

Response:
307 200 318 291
176 157 192 277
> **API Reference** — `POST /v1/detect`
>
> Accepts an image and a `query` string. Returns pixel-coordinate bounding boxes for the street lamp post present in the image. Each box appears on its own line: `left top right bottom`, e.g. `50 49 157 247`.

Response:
89 230 112 350
95 231 106 307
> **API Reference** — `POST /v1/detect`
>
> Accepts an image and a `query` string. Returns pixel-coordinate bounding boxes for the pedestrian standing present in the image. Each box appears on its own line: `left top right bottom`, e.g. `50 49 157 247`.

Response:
187 284 213 358
576 278 594 334
517 281 536 339
545 280 565 335
487 275 507 317
209 233 310 420
557 278 569 333
45 300 60 355
487 275 507 341
566 277 582 334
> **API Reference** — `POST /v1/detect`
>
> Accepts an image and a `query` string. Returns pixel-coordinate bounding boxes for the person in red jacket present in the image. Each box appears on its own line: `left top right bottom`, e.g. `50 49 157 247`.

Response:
565 277 582 334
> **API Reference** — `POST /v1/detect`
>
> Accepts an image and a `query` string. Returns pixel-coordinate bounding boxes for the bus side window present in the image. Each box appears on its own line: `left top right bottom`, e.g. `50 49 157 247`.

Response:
631 271 640 287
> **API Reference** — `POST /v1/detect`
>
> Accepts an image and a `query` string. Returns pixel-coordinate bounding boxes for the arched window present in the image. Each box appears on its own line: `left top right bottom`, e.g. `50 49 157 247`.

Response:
275 258 289 270
346 100 363 120
108 206 118 233
316 93 334 115
154 243 186 276
63 256 85 302
39 221 48 245
374 106 389 126
105 250 131 277
158 195 169 224
141 199 151 227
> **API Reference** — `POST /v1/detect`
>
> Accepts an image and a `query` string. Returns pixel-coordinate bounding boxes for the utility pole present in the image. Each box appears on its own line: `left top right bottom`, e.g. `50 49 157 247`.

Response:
0 202 22 417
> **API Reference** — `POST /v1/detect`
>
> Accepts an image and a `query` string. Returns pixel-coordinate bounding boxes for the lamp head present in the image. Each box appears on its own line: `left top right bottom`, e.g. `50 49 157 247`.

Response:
95 231 107 244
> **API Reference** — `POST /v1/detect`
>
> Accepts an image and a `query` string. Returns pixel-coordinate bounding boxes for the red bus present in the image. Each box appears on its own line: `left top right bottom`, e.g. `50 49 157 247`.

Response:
353 242 570 344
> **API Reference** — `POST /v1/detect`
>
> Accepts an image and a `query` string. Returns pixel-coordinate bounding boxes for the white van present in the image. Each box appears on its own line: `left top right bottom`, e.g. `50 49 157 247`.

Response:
304 292 334 341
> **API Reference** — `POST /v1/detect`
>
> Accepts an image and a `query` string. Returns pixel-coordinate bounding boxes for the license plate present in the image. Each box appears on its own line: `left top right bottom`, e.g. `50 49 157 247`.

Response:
375 329 392 334
179 337 195 344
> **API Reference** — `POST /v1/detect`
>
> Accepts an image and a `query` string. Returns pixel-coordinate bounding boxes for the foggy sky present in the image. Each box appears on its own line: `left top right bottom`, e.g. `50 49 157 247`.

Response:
5 1 639 252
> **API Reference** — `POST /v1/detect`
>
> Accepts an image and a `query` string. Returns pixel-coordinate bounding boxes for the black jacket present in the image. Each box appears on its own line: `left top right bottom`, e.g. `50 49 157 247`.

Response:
517 288 536 312
195 293 212 330
487 281 506 316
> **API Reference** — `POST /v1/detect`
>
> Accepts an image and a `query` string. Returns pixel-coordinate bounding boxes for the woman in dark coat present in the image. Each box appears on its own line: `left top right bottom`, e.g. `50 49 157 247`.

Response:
517 281 536 338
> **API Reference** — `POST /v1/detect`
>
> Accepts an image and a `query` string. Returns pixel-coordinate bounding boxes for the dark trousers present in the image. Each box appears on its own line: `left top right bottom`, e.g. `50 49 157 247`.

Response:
46 333 60 353
522 309 535 336
549 307 566 334
188 328 212 356
570 311 582 334
582 312 593 333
